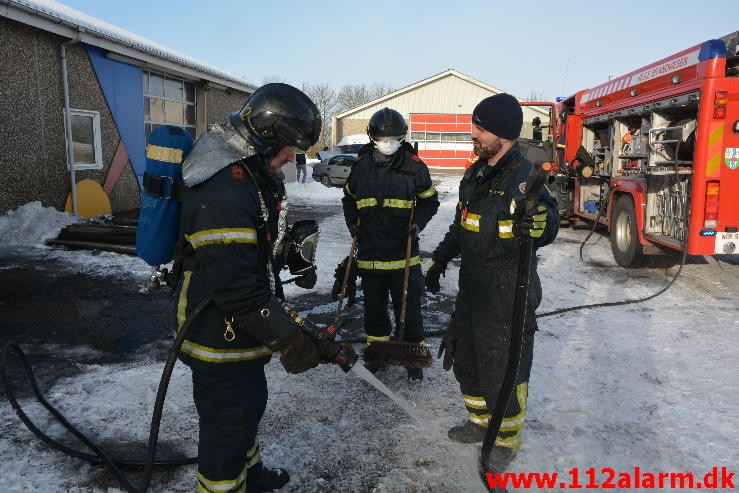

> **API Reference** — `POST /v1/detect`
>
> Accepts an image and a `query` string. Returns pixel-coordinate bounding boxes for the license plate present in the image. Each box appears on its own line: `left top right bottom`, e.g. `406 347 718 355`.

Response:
715 232 739 254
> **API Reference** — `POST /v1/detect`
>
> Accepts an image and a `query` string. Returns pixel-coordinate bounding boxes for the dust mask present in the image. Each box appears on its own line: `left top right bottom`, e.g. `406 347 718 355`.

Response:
374 138 402 156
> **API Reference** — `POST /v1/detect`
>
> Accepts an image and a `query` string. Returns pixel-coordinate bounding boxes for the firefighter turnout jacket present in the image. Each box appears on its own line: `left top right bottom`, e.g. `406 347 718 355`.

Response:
342 142 440 272
175 155 288 367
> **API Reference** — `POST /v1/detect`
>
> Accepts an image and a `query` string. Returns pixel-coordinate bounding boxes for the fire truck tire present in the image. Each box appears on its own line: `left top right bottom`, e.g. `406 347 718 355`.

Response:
611 195 643 268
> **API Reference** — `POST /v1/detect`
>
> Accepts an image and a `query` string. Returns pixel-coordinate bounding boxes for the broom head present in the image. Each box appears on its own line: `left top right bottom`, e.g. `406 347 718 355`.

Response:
362 341 433 369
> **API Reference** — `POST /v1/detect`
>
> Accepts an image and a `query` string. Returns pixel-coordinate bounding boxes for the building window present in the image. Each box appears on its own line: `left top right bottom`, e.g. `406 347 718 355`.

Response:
64 108 103 170
143 71 196 139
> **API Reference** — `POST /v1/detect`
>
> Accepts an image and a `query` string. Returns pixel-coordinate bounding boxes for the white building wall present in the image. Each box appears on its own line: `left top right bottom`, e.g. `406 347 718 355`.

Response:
343 74 501 120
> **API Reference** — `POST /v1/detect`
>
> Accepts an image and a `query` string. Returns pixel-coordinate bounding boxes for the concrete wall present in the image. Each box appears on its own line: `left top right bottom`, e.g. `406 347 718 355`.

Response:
0 16 140 214
205 87 250 126
335 118 370 144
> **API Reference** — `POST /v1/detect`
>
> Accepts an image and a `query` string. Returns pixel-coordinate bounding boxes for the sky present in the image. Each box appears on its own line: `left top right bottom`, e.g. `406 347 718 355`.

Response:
49 0 739 100
1 174 737 491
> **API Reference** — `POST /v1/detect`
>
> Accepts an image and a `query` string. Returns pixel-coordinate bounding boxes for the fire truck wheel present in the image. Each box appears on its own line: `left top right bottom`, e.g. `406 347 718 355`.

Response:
611 195 643 268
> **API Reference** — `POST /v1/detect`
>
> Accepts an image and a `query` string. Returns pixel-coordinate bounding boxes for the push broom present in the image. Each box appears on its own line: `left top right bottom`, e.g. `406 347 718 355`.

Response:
362 205 433 369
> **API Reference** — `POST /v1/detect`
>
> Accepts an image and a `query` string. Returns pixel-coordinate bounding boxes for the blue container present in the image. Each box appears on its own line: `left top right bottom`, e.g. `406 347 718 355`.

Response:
584 199 598 213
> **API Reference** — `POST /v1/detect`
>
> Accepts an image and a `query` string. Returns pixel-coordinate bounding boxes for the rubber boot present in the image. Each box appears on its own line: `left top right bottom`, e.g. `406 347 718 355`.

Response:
484 446 516 492
447 420 487 443
406 367 424 381
248 464 290 492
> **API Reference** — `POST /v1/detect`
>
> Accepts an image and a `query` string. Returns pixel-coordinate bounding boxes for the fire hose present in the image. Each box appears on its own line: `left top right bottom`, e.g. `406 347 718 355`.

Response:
1 299 357 492
543 140 689 318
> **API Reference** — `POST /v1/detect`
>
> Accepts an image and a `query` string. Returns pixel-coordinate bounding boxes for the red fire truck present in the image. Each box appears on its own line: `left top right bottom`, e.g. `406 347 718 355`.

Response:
521 32 739 267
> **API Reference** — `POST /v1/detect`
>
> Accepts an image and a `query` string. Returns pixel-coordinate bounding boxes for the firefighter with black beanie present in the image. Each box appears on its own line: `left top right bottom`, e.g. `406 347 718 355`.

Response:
176 83 328 492
341 107 440 381
426 94 559 463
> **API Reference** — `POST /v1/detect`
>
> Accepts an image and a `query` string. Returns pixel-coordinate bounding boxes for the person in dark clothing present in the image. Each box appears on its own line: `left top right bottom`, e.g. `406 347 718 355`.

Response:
295 152 307 183
427 94 558 462
176 83 326 493
532 117 543 141
341 107 440 381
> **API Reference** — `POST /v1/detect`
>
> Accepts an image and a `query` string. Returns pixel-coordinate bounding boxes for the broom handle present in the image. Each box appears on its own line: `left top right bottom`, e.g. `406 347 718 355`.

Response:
398 204 415 341
333 219 359 328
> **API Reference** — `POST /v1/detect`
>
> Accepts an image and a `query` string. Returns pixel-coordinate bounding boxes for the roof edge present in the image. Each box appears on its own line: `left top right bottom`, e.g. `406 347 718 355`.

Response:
2 0 256 93
335 69 521 119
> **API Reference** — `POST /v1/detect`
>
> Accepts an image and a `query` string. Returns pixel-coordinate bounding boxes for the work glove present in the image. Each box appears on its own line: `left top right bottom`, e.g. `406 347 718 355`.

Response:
280 328 321 374
295 269 317 289
331 256 358 303
514 204 548 238
348 224 360 239
424 256 447 294
437 316 459 371
407 223 420 239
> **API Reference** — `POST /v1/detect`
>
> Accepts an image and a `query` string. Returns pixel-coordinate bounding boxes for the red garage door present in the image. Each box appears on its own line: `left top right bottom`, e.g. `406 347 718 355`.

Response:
409 113 474 169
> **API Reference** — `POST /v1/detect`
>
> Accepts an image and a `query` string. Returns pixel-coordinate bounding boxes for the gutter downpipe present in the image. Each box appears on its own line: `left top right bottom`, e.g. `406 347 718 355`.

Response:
61 37 80 216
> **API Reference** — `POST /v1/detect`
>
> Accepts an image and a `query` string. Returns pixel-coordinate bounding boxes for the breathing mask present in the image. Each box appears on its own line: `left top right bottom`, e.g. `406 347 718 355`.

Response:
286 220 319 276
374 137 403 156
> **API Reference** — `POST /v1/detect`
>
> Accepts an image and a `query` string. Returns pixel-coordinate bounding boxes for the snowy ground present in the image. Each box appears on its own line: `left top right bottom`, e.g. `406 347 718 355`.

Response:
0 174 737 492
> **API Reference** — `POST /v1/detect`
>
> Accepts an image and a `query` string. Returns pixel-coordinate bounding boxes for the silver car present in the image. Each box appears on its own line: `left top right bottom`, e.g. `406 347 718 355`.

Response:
312 153 358 187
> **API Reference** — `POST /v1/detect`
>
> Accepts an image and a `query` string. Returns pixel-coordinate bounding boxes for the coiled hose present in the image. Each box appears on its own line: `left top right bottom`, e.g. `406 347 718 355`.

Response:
1 298 211 493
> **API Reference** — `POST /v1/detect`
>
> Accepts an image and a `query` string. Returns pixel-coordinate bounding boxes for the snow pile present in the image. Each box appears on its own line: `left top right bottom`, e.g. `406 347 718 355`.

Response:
0 201 80 247
285 180 343 205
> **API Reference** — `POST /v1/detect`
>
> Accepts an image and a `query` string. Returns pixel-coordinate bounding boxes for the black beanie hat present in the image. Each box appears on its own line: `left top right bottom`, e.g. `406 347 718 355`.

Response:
472 93 523 140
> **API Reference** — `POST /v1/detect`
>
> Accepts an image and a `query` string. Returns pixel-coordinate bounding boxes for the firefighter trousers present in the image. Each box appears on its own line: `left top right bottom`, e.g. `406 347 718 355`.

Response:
361 265 425 343
454 329 534 450
191 363 268 492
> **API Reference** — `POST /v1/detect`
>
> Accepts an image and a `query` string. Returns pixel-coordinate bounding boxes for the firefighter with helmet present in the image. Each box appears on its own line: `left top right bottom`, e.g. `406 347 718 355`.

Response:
176 83 328 492
426 94 559 464
341 107 440 381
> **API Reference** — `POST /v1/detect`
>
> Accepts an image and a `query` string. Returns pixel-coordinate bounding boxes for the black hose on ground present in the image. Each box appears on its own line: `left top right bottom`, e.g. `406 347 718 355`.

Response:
545 141 689 318
0 298 211 493
578 193 608 262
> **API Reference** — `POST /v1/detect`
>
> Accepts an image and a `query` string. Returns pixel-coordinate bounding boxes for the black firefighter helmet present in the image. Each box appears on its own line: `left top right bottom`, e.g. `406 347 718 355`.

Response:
367 107 408 140
230 83 321 156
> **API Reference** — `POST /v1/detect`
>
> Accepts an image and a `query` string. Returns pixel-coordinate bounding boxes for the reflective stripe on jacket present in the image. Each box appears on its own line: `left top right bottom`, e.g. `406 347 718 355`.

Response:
342 143 440 270
175 156 283 366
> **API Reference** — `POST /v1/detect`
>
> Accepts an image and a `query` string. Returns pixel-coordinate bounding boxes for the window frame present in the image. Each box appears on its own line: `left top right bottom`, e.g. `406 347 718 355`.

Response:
63 108 103 170
143 70 197 140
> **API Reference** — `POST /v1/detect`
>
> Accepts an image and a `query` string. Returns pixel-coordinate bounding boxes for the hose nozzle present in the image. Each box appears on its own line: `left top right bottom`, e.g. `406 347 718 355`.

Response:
282 305 358 372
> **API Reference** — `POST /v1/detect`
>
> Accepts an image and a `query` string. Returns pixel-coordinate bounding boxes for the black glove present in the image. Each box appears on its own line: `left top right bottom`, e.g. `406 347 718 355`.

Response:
348 224 359 239
425 257 447 294
513 203 548 238
407 223 420 239
331 256 357 303
437 316 459 371
295 269 317 289
280 328 321 374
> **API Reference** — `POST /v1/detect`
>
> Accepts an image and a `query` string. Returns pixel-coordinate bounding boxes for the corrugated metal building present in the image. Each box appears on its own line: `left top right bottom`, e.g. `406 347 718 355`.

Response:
0 0 256 215
332 69 545 169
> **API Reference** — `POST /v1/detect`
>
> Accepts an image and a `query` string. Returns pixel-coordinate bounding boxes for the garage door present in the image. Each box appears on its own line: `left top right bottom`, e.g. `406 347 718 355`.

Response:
409 113 474 168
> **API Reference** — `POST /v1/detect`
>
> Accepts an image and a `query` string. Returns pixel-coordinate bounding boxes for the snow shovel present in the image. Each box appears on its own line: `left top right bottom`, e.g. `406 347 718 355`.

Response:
362 205 433 369
333 220 359 328
479 162 553 492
